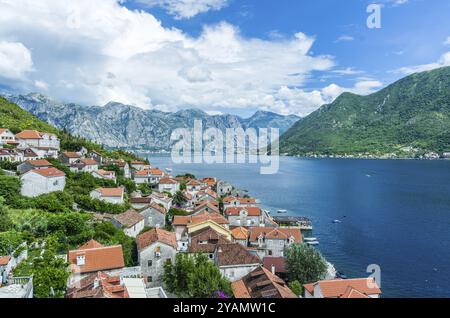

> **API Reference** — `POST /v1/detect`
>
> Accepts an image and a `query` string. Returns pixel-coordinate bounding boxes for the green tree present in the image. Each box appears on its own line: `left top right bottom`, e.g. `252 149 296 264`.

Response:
172 191 187 207
289 280 302 296
285 244 327 285
0 197 13 231
163 254 232 298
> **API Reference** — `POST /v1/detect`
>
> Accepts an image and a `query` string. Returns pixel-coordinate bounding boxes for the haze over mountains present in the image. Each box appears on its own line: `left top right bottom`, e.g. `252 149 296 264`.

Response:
4 93 300 151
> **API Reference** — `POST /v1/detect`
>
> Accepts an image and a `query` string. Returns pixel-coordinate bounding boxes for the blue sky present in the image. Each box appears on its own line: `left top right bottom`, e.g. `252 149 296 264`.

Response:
0 0 449 117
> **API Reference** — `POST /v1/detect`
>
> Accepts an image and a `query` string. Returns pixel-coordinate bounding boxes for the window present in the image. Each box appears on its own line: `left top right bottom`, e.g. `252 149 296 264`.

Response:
148 260 153 267
53 180 59 186
147 276 153 283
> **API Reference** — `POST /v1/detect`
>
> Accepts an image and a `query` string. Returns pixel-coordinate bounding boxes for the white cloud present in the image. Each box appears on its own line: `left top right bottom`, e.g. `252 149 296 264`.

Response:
335 35 354 43
134 0 229 19
392 51 450 75
444 37 450 46
34 80 49 90
331 67 364 75
0 0 336 116
0 41 33 80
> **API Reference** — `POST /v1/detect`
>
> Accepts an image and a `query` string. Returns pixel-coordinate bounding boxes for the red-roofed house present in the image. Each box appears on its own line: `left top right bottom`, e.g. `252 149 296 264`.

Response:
158 178 180 195
17 159 53 174
70 158 99 173
223 197 258 209
92 169 117 183
68 240 125 282
303 278 382 298
16 130 60 158
248 227 302 258
225 206 263 227
20 168 66 197
59 151 82 164
90 187 124 204
137 229 177 287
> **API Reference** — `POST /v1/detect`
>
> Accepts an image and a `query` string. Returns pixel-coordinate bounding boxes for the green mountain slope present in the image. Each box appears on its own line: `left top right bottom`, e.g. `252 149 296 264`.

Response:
0 96 58 134
280 66 450 157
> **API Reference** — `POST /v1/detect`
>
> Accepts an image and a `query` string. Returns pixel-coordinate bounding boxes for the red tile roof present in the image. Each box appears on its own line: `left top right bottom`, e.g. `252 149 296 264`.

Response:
67 271 129 298
173 211 229 226
137 228 177 251
95 188 124 197
188 227 231 253
0 256 12 266
303 278 382 298
231 227 249 240
232 266 297 298
68 240 125 274
113 210 145 228
223 197 257 205
225 207 261 217
249 227 302 243
30 167 65 178
25 159 53 167
263 257 286 274
215 243 261 267
159 177 178 184
62 151 81 159
81 158 98 165
130 197 152 204
16 130 43 139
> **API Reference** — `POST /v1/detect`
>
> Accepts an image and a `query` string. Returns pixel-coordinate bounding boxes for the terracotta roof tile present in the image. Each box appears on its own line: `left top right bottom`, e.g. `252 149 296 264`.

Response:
16 130 43 139
30 167 65 178
263 257 286 274
249 227 302 243
137 228 177 251
113 210 145 228
188 227 230 253
215 243 261 267
303 278 381 298
223 197 257 205
68 241 125 274
233 266 297 298
62 152 81 159
0 256 12 266
232 280 251 298
231 227 249 240
225 207 261 217
173 211 228 226
130 197 152 204
67 271 129 298
81 158 98 165
95 188 124 197
159 178 178 184
25 159 53 167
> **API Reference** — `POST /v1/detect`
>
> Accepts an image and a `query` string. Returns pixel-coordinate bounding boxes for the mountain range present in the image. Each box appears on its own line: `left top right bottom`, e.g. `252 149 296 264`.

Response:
280 66 450 157
4 93 300 151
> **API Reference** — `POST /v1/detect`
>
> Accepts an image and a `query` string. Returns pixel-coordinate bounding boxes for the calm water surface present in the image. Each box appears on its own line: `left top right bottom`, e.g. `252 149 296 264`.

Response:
145 154 450 298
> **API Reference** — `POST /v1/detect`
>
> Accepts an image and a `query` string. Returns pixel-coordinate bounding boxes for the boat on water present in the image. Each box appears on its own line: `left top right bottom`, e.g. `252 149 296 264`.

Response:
165 168 172 172
304 237 318 242
336 271 347 279
306 241 319 246
332 219 342 224
277 209 288 214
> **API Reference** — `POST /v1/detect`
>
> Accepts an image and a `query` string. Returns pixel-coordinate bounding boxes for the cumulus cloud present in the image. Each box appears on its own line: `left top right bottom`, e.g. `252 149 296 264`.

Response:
0 41 33 80
0 0 337 116
134 0 229 19
392 51 450 75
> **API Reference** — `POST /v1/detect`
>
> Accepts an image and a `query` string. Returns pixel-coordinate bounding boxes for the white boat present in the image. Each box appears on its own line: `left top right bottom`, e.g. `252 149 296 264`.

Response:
277 209 288 214
306 241 319 246
304 237 318 242
332 219 342 224
165 168 172 172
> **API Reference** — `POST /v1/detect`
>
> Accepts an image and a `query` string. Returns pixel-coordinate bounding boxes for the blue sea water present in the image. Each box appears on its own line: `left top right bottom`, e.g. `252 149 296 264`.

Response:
145 154 450 298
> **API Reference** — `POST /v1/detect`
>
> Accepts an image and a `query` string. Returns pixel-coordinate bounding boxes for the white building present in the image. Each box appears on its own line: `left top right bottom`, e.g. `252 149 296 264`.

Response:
158 178 180 195
70 158 99 173
214 243 262 282
92 169 117 183
134 169 164 185
20 168 66 197
16 130 60 158
111 210 145 238
0 128 17 146
90 188 125 204
150 192 172 211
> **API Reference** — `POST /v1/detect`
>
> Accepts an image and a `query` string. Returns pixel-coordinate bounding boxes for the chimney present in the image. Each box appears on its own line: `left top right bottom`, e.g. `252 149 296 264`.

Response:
271 264 276 275
93 278 100 289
